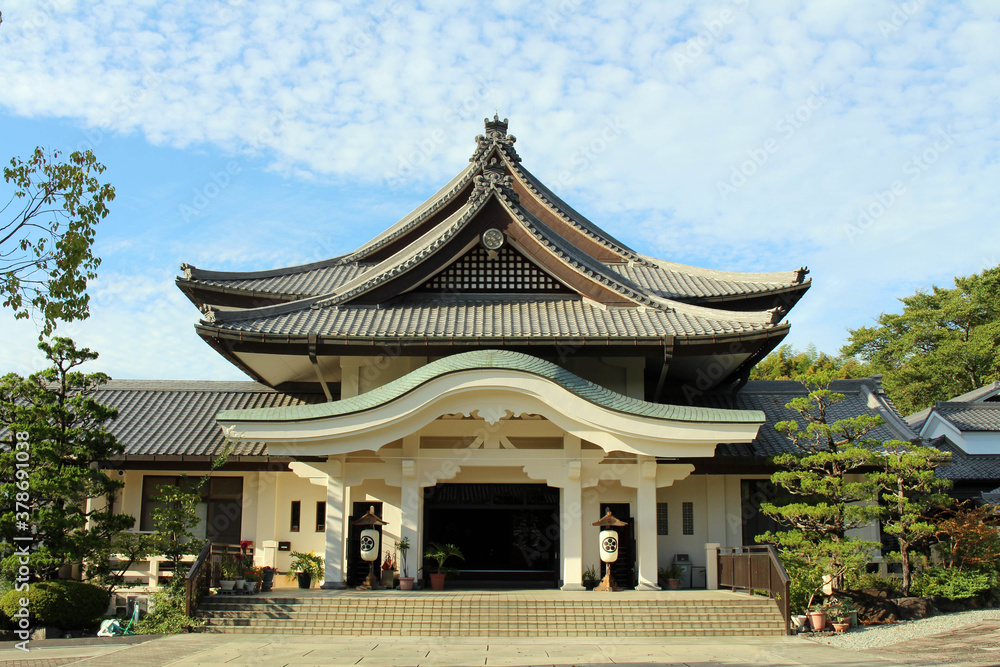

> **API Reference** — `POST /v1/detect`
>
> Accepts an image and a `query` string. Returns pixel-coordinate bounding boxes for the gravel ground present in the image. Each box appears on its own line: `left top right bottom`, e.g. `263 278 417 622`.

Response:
807 608 1000 651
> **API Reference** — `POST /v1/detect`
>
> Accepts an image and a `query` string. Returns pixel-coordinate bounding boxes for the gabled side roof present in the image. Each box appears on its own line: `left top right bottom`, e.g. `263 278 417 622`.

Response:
907 381 1000 430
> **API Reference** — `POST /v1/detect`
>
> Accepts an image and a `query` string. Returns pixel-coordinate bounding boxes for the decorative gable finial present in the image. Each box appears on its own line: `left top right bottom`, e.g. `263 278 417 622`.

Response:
471 114 521 164
484 114 509 139
469 157 519 206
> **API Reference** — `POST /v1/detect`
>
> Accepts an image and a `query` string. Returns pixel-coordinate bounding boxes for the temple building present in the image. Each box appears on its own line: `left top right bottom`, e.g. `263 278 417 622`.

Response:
101 117 994 592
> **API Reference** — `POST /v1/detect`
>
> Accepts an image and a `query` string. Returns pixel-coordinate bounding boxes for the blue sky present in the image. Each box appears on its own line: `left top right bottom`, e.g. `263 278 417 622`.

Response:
1 0 998 381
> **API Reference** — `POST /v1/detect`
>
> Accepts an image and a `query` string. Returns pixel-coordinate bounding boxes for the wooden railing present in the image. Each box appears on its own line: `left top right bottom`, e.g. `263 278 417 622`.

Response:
717 545 791 635
184 542 250 617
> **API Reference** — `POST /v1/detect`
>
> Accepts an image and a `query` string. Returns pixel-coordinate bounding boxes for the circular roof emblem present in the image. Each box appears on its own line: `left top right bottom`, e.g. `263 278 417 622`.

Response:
482 228 504 250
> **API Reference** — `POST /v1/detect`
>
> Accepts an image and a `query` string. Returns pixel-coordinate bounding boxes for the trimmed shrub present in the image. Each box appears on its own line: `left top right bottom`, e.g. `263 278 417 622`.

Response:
912 567 992 600
0 580 109 630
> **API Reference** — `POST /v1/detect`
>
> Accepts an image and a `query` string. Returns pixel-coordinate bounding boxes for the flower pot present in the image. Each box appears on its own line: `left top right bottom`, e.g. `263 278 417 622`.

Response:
297 572 312 589
399 577 415 591
429 573 447 591
807 611 827 631
235 579 246 591
792 615 808 632
583 581 597 591
261 569 275 591
666 578 679 590
220 580 235 591
833 622 849 633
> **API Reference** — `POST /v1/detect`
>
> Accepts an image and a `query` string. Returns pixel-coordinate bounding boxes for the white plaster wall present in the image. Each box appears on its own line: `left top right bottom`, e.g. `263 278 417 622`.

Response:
656 475 709 570
274 471 326 572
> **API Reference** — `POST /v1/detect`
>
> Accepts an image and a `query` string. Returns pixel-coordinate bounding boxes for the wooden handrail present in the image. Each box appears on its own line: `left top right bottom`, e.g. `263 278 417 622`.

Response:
184 542 255 617
185 541 213 617
717 545 792 635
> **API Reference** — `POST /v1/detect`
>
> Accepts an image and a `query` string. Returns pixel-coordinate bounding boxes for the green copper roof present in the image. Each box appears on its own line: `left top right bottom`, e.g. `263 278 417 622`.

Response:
218 350 763 424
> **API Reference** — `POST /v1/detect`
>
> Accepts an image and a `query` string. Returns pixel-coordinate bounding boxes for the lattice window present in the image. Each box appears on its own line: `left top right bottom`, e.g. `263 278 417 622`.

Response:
422 244 566 292
682 502 694 535
657 502 669 535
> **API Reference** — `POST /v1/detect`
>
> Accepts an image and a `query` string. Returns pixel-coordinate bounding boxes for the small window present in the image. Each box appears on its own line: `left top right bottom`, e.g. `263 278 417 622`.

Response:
290 501 301 532
682 502 694 535
315 501 326 532
656 502 669 535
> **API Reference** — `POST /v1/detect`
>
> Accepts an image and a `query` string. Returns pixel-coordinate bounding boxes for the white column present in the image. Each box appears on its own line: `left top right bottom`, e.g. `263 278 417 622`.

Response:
322 458 347 589
705 542 720 589
400 435 420 584
634 456 660 591
560 455 584 590
254 471 277 568
706 475 727 545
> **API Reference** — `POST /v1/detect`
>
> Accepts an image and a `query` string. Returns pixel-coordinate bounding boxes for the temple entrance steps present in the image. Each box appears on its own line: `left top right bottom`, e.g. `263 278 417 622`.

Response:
194 589 786 637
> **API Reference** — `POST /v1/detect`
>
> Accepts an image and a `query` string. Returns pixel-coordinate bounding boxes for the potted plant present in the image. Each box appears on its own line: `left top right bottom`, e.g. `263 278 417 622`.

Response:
287 551 324 589
807 602 827 632
243 567 262 593
260 566 276 591
424 542 463 590
658 565 682 590
582 565 599 591
219 557 238 591
395 537 415 590
380 550 395 588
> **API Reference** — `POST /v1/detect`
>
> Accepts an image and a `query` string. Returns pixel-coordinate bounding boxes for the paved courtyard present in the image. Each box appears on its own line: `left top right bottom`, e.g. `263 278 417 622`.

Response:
0 632 976 667
4 614 1000 667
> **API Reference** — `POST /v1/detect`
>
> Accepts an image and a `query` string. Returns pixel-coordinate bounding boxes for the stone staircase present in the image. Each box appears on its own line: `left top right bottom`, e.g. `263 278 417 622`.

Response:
195 592 786 637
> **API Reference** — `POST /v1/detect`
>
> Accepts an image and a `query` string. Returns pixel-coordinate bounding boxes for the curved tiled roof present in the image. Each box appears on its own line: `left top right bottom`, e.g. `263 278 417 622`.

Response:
178 119 808 310
199 295 782 339
219 349 764 424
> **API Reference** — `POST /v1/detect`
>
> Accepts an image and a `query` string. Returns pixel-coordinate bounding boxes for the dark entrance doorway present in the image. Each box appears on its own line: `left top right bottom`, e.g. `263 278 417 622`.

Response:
600 503 635 588
423 484 559 588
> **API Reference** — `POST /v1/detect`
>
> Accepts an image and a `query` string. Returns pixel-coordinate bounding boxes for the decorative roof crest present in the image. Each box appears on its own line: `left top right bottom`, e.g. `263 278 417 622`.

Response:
471 114 521 164
470 158 519 205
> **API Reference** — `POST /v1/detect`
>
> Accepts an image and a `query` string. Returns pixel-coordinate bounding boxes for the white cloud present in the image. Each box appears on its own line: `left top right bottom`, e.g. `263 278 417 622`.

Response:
0 0 997 374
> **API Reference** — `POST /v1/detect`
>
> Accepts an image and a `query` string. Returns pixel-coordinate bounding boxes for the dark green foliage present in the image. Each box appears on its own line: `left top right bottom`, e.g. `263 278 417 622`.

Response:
2 148 115 336
750 344 872 381
0 580 109 629
758 378 882 590
912 567 993 600
871 440 952 595
843 265 1000 415
133 589 204 635
846 571 903 596
0 338 133 581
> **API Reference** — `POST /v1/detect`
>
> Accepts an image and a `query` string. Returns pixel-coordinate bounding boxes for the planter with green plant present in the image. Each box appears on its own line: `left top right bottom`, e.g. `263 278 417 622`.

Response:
659 565 682 590
287 551 324 589
582 565 599 591
219 557 239 591
424 543 463 590
395 537 414 590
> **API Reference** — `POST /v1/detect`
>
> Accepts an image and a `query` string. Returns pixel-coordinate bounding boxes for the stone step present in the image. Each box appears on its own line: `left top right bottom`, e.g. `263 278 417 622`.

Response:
193 594 786 637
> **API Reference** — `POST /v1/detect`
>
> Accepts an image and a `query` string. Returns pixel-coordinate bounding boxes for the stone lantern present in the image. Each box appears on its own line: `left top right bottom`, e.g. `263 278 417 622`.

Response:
592 507 627 592
352 505 388 590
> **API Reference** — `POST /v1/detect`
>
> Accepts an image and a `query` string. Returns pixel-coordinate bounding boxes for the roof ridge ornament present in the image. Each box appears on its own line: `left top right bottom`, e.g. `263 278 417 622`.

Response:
470 158 519 205
471 114 521 164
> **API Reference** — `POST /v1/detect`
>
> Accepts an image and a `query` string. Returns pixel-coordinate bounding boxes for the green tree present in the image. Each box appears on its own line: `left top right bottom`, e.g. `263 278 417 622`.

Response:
871 440 952 596
750 344 871 381
758 377 883 590
0 337 133 581
842 265 1000 415
1 148 115 336
150 477 206 589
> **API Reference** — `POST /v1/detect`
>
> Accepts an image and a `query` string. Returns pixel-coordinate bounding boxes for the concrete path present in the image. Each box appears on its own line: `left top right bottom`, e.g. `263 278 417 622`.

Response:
0 633 909 667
